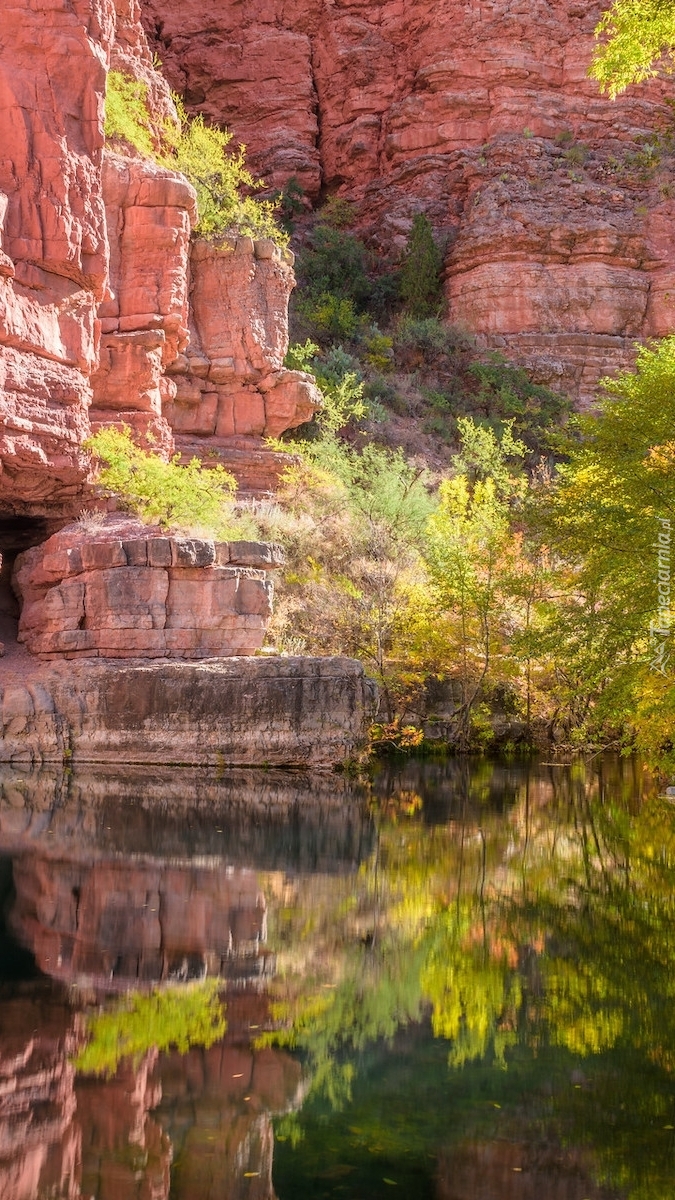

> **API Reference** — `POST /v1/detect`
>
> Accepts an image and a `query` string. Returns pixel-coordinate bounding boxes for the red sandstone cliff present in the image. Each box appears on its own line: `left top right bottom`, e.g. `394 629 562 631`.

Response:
0 0 319 527
141 0 675 401
4 0 668 515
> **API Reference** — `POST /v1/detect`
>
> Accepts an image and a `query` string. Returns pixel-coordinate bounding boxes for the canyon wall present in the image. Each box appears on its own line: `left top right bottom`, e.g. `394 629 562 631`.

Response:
141 0 675 401
0 0 319 525
0 0 113 518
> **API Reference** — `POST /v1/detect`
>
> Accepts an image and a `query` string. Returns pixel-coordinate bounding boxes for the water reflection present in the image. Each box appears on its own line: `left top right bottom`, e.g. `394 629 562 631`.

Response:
0 755 670 1199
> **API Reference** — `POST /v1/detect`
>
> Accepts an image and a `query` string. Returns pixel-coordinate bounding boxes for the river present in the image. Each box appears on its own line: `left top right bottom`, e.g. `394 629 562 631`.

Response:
0 754 669 1199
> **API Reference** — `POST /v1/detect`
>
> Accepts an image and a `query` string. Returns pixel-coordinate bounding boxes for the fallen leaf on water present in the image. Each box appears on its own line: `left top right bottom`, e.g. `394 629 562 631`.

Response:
383 1179 397 1186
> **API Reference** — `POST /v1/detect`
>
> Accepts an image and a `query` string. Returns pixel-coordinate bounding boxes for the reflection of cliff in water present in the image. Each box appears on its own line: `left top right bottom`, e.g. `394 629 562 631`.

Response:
0 985 302 1200
0 765 372 991
0 766 344 1199
0 764 373 872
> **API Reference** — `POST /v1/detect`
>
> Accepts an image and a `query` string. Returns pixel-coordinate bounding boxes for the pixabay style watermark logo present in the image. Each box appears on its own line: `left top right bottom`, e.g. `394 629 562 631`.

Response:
650 517 671 676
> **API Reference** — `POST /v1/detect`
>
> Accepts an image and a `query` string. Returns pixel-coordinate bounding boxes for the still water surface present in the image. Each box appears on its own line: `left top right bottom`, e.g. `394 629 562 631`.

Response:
0 755 670 1199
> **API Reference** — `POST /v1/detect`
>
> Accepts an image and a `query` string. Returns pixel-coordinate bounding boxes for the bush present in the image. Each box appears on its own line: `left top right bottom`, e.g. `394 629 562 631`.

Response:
86 426 256 537
319 345 364 385
273 175 305 233
399 214 444 318
364 375 408 415
299 224 372 307
165 96 281 241
393 317 472 368
105 71 283 243
283 343 366 436
315 374 367 435
362 327 394 373
292 198 401 339
104 71 156 157
284 339 320 372
466 356 571 453
296 292 360 340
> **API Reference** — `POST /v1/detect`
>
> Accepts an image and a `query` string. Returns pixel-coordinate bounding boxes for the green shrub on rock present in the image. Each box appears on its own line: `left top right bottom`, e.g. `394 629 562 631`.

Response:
86 426 256 538
104 70 283 243
104 70 156 157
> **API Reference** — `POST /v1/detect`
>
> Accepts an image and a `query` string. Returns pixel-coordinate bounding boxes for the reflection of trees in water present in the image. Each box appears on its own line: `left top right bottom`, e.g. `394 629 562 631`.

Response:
263 755 674 1199
0 755 671 1199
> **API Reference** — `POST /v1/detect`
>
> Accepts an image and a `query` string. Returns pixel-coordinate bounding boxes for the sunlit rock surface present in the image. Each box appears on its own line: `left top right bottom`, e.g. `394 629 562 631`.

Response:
0 656 377 767
13 517 282 659
142 0 675 402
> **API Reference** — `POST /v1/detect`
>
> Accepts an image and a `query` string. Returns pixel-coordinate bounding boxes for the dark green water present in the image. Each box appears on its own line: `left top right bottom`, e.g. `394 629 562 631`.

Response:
0 755 671 1199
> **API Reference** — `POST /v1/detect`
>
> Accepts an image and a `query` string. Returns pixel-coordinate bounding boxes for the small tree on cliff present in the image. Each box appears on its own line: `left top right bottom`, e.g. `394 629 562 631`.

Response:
399 214 444 319
591 0 675 97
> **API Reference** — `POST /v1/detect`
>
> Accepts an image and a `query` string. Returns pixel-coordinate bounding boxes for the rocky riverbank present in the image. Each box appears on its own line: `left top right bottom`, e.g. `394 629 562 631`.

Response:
0 655 377 769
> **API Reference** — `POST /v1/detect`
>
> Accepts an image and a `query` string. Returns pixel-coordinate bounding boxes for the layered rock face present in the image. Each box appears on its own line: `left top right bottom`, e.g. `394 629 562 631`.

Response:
0 0 113 517
0 656 378 767
166 234 320 486
0 0 319 522
13 518 280 659
142 0 675 401
91 152 198 457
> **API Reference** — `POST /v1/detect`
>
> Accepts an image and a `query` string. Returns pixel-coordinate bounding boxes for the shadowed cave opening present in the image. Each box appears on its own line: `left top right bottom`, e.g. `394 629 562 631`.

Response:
0 515 49 648
0 857 40 982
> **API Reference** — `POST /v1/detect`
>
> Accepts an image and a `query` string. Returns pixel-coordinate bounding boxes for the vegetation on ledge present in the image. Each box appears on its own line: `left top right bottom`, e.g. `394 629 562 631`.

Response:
86 426 257 539
104 69 284 243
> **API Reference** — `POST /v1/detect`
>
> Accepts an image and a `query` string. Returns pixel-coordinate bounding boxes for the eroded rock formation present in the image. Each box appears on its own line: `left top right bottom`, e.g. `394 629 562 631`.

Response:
0 0 319 523
91 152 198 456
142 0 675 401
13 517 281 659
0 0 112 517
166 233 320 485
0 655 378 767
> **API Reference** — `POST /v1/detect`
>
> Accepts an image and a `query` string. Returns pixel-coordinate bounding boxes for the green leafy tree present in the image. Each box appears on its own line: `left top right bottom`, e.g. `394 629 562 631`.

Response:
539 338 675 753
423 420 528 748
399 213 444 318
299 224 372 307
591 0 675 97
